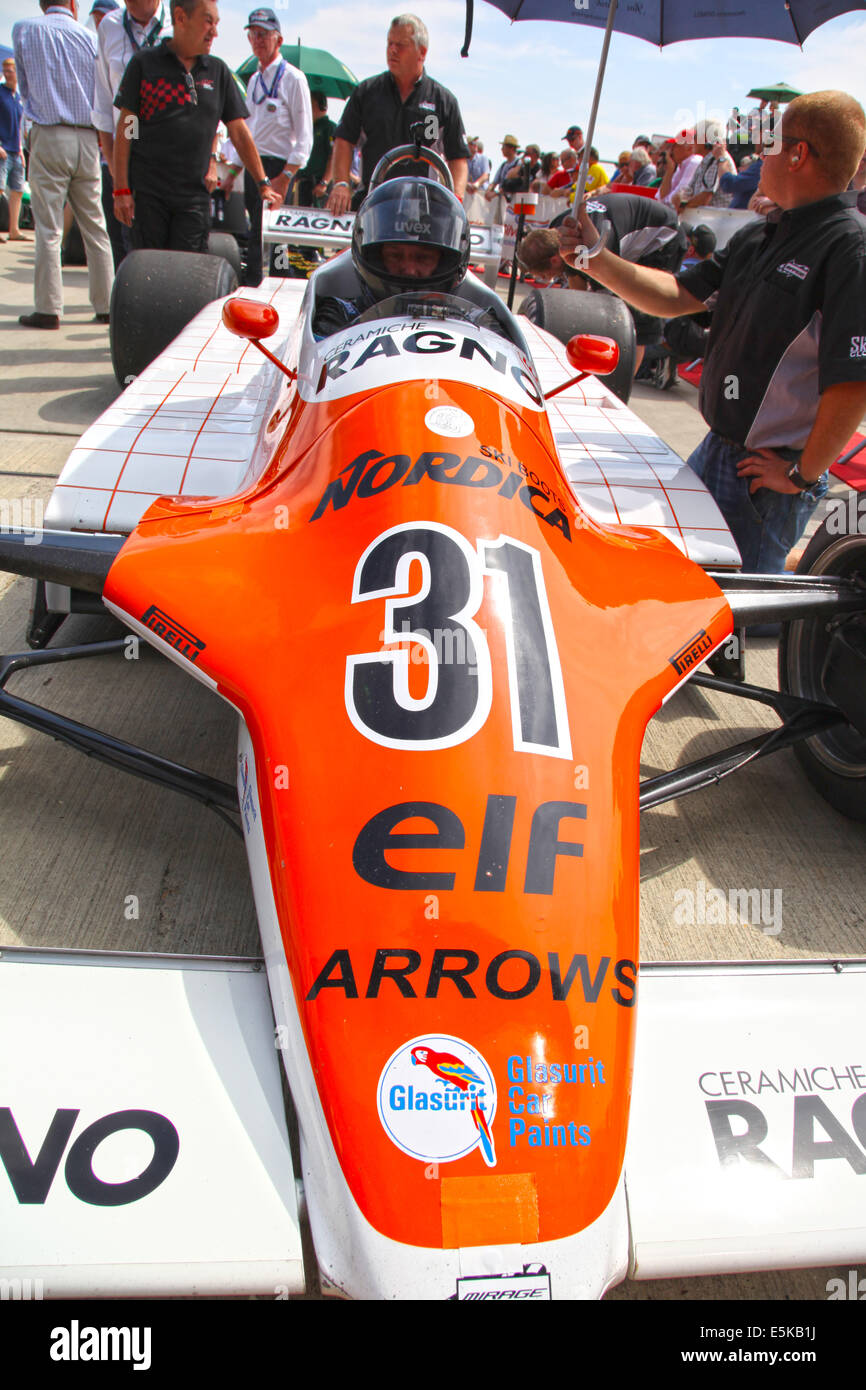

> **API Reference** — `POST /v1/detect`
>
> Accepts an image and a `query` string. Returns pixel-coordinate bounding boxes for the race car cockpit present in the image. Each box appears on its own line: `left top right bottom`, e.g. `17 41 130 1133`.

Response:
311 165 529 353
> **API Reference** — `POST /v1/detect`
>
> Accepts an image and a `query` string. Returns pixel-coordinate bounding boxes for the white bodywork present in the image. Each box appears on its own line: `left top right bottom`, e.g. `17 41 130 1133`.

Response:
44 273 739 571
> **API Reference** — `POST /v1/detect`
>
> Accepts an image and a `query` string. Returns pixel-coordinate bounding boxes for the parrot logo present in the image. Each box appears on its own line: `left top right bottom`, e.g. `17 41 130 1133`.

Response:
411 1045 497 1167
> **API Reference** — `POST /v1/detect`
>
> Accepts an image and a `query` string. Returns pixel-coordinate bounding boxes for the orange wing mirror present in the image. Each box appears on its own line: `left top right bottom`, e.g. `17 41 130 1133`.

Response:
222 298 280 341
544 333 620 402
566 334 619 375
221 297 294 379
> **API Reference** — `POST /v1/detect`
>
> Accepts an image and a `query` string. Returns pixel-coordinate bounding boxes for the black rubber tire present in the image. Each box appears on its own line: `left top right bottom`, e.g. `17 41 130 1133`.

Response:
778 515 866 821
518 288 636 403
207 230 242 281
0 193 8 234
109 249 238 387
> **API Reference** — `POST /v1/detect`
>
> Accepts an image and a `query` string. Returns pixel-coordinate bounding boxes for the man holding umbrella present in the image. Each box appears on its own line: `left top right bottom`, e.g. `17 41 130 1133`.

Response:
222 7 312 284
560 91 866 575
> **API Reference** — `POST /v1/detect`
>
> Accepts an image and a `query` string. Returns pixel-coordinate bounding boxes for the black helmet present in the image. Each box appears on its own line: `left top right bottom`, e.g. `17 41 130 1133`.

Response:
351 177 471 299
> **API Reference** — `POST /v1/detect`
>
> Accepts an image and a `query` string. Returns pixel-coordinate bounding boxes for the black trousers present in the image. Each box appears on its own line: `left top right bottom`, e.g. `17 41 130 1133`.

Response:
130 188 210 254
243 154 285 286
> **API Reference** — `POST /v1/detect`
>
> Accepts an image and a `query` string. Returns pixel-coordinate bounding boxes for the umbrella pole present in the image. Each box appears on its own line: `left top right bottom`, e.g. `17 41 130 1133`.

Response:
576 0 618 201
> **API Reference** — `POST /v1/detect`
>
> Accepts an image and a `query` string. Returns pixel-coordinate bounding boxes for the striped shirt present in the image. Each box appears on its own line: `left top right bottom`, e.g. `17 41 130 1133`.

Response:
12 6 97 128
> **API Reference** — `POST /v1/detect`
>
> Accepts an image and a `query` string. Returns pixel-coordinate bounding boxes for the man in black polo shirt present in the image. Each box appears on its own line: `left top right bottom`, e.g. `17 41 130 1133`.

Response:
113 0 280 252
326 13 468 215
560 91 866 574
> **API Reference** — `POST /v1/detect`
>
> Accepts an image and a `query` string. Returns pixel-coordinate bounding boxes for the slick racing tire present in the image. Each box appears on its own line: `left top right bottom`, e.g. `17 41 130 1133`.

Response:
110 249 238 387
779 514 866 821
518 289 636 404
207 230 243 281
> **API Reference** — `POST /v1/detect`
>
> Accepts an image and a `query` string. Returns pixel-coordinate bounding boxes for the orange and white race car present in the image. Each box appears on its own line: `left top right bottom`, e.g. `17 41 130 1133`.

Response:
1 154 864 1301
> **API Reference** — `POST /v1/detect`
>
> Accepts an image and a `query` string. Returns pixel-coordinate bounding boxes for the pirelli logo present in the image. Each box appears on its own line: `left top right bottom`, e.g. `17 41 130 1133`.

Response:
141 605 206 664
669 629 713 676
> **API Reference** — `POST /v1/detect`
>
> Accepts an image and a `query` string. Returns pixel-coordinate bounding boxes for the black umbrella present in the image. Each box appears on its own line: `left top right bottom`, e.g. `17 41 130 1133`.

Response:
463 0 866 195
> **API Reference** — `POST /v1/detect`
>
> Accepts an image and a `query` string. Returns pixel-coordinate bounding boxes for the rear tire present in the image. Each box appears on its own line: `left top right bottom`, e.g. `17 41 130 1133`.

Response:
207 230 242 281
518 289 636 403
109 249 238 387
778 514 866 820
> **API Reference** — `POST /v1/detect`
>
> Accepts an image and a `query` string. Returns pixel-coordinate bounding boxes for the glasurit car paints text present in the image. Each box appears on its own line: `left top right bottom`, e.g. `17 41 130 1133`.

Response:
50 1320 151 1371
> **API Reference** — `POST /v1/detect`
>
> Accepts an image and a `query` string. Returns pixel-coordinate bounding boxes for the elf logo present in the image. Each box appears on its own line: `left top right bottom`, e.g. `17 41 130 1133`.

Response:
0 1107 179 1206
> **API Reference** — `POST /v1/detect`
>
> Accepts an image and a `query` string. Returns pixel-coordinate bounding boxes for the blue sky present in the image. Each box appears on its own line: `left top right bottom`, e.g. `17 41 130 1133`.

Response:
2 0 864 159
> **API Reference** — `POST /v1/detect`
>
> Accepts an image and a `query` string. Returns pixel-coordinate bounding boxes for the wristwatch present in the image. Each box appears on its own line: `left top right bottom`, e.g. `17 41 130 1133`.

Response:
787 461 815 491
258 177 272 190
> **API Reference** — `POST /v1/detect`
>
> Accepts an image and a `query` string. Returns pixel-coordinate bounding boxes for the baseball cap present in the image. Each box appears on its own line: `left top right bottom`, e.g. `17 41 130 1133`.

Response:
663 128 695 145
90 0 119 13
562 125 583 139
633 134 652 146
246 8 281 31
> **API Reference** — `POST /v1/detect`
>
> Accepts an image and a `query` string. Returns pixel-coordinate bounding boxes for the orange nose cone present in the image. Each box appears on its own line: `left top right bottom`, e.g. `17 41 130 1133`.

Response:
566 333 619 376
222 297 280 341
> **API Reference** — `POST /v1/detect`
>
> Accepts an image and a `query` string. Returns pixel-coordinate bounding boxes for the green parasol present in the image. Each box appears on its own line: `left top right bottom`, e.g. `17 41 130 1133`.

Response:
236 40 358 99
745 83 804 104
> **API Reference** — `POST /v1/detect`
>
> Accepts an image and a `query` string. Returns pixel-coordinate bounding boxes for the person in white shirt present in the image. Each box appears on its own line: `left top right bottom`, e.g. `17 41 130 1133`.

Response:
92 0 168 188
221 7 312 285
13 0 114 328
657 129 701 206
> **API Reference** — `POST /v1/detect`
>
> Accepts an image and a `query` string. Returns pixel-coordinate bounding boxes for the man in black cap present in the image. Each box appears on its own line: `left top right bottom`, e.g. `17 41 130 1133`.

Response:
113 0 280 251
221 7 312 285
326 14 468 215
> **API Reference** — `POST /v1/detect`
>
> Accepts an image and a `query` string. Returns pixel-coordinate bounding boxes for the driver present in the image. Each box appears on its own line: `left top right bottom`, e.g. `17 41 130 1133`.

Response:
312 175 470 338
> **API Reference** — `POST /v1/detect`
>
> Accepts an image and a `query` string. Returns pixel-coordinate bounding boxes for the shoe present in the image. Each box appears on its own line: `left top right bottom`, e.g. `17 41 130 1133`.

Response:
19 312 60 330
93 313 110 324
659 356 678 390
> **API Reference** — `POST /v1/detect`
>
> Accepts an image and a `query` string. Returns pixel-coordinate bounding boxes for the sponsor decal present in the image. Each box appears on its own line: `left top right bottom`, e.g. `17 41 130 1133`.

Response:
424 405 475 437
306 945 636 1006
238 752 258 833
0 1106 179 1205
700 1062 866 1179
453 1266 551 1300
308 446 572 541
507 1053 596 1149
776 260 810 280
850 335 866 359
304 317 545 411
141 604 205 664
394 217 431 236
270 210 353 234
669 628 713 675
378 1034 497 1166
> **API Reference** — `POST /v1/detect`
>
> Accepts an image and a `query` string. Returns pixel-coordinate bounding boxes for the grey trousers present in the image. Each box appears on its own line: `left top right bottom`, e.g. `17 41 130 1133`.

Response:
28 124 114 317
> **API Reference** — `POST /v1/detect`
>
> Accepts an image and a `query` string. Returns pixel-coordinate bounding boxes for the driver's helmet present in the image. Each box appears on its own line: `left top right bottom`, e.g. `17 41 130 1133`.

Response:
351 177 471 299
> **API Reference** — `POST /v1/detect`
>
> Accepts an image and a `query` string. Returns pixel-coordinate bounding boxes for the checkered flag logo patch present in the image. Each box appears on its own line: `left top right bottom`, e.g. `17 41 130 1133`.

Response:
140 78 193 121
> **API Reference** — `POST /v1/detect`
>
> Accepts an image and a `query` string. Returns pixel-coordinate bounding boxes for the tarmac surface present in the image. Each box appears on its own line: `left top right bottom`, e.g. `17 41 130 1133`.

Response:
1 240 864 1303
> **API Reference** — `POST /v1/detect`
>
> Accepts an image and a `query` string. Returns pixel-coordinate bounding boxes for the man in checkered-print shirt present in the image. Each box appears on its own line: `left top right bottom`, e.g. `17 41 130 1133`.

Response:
114 0 279 251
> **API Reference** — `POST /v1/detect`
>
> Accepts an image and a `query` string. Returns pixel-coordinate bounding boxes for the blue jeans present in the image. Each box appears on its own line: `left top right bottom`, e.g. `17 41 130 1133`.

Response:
686 431 827 573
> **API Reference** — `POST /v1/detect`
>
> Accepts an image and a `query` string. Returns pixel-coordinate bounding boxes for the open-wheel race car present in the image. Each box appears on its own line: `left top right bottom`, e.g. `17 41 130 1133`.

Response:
1 149 865 1301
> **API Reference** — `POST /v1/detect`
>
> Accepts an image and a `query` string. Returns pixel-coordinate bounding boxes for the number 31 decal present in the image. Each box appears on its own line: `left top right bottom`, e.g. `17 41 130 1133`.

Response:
345 522 572 759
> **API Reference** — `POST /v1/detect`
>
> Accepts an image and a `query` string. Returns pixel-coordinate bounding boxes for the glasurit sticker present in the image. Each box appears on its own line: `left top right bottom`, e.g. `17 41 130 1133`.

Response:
377 1034 497 1167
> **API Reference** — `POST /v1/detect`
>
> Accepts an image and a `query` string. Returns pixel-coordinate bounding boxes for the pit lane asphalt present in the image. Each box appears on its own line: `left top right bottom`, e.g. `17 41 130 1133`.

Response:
1 243 864 1303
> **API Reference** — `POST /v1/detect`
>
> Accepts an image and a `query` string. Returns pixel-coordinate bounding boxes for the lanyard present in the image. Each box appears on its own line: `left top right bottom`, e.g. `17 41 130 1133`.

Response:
123 9 163 52
251 61 285 106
